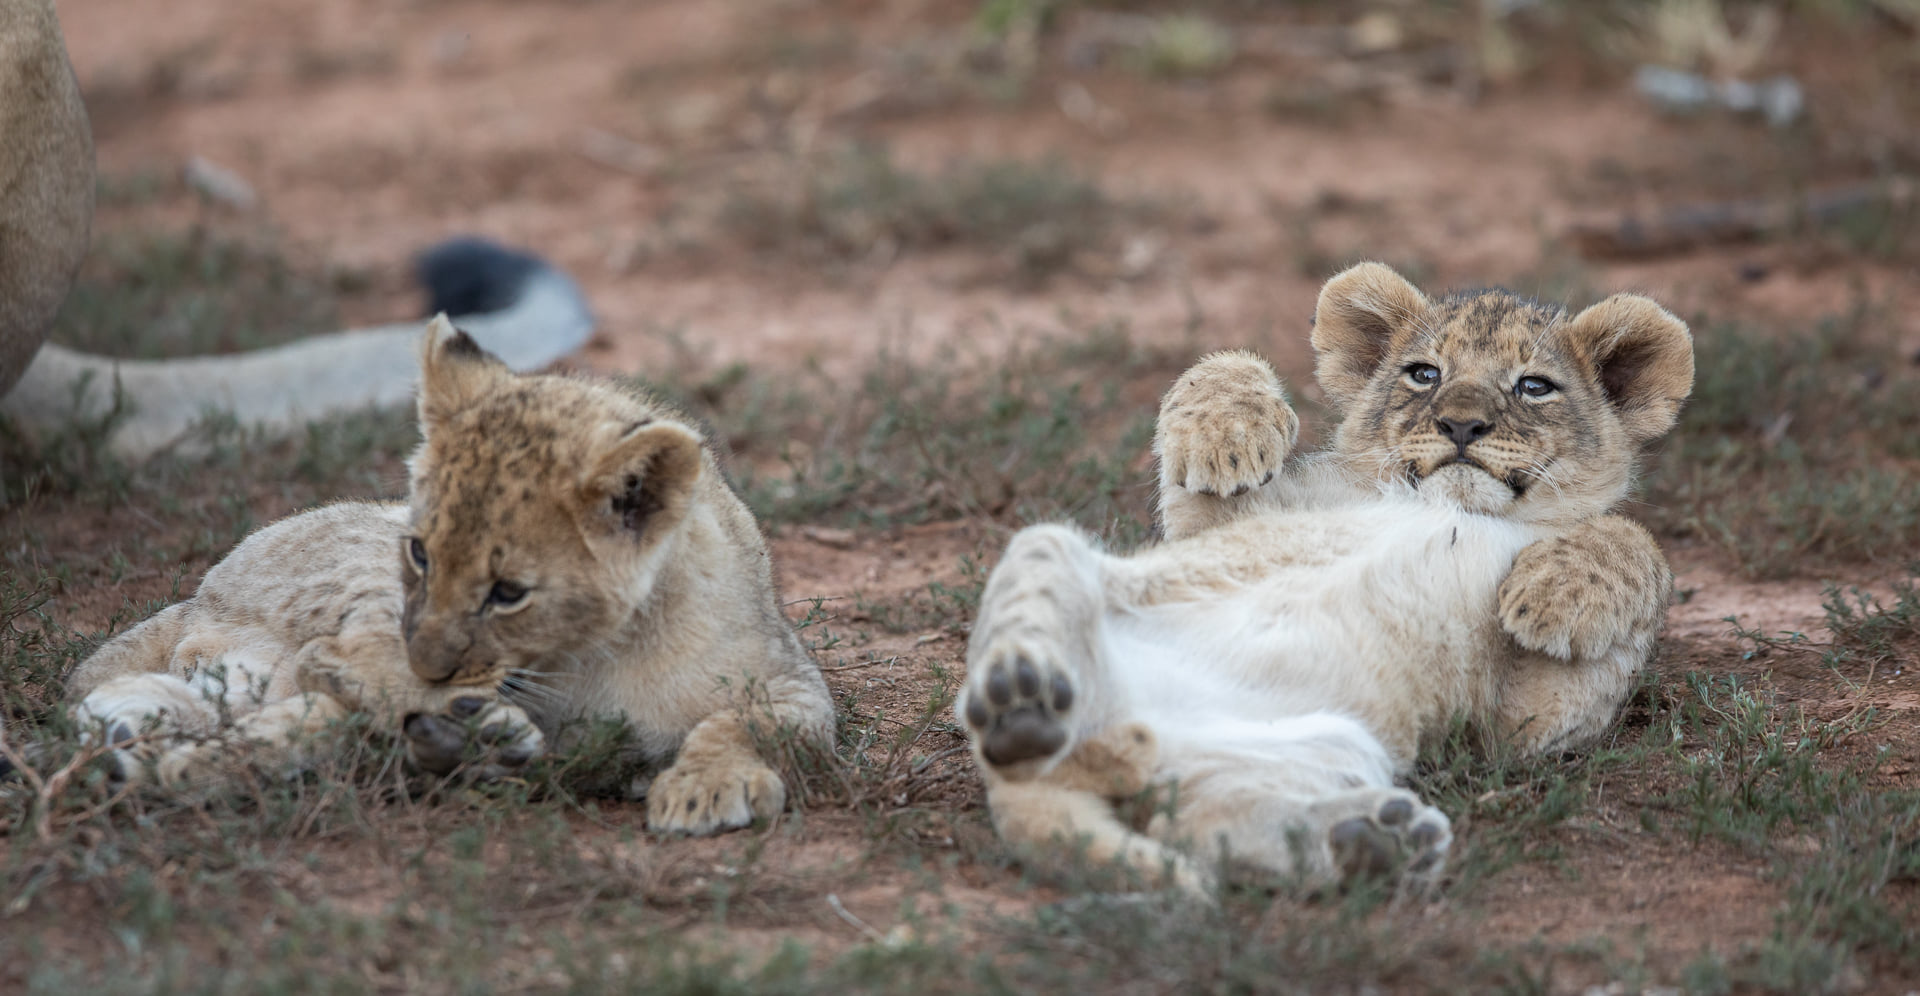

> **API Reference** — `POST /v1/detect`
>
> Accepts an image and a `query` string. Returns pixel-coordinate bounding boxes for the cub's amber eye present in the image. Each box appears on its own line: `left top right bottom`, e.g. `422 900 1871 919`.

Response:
406 537 429 573
1405 364 1441 387
1516 375 1557 398
487 580 530 609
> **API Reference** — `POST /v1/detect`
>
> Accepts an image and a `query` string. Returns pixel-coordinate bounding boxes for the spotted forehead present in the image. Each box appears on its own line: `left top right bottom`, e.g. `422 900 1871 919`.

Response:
417 384 598 540
1418 292 1567 363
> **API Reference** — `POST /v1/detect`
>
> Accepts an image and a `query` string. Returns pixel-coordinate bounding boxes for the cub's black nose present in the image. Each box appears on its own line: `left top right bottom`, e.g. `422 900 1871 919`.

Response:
1437 416 1491 451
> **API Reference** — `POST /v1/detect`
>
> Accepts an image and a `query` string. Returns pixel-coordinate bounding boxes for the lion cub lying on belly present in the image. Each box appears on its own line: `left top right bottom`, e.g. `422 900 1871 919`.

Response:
65 316 832 835
957 263 1694 893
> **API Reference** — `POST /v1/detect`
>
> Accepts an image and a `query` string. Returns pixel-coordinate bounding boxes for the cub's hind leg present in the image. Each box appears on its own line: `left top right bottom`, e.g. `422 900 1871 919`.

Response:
1313 788 1452 890
1155 351 1299 541
958 524 1121 779
1150 715 1449 892
961 526 1208 892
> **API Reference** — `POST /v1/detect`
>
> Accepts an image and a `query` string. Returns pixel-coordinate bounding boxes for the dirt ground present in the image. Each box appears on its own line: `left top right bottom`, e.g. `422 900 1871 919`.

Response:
6 0 1920 992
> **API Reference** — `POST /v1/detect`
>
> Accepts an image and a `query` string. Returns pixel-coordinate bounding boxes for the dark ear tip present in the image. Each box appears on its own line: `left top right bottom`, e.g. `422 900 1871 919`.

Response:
443 328 485 357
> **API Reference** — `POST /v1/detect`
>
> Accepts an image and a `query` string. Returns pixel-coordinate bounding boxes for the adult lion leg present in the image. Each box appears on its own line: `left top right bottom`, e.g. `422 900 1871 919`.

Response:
958 524 1124 780
1495 515 1669 754
1154 351 1299 541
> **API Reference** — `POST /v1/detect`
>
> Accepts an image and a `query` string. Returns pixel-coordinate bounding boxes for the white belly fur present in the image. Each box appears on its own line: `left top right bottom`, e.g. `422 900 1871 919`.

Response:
1107 499 1540 768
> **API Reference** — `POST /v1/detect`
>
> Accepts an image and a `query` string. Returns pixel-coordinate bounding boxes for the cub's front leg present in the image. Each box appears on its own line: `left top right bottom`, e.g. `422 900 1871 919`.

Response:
1495 515 1670 754
1155 350 1299 541
293 633 544 780
1498 515 1671 662
646 711 788 834
647 667 832 835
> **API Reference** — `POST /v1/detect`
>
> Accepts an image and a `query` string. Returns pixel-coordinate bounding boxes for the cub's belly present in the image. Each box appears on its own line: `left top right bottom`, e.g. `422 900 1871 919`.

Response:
1111 501 1535 738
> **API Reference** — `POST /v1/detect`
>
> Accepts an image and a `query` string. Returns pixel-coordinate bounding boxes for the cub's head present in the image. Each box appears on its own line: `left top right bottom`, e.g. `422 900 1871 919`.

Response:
399 316 707 691
1313 263 1693 525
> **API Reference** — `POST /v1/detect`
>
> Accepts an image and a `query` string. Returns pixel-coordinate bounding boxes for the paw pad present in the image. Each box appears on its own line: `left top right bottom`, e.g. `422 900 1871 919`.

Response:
1329 791 1452 887
403 700 543 779
963 653 1074 768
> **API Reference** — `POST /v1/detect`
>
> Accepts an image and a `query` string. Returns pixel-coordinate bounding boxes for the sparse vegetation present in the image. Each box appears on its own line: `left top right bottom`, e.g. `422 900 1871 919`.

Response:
50 225 356 359
642 317 1170 547
722 144 1138 284
1643 305 1920 578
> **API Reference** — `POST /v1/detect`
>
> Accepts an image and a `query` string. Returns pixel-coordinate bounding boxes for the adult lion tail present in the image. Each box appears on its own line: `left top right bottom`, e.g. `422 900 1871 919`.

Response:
0 238 594 459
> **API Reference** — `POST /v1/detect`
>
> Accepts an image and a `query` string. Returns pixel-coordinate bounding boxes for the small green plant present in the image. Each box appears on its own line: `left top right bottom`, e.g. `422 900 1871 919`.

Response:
1662 673 1872 847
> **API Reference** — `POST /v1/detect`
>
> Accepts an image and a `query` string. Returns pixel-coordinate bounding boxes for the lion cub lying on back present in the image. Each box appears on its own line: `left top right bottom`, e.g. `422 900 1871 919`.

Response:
65 317 832 835
957 263 1693 893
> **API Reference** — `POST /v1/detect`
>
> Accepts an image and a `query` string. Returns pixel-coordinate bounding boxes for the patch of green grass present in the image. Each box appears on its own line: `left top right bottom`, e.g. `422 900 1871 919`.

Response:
1660 672 1874 847
723 144 1133 284
1819 567 1920 667
0 371 136 505
645 318 1170 546
856 556 989 635
1643 304 1920 578
50 225 352 359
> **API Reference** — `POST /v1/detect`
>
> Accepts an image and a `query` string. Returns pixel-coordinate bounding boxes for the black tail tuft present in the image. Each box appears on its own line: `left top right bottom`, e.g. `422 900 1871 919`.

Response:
417 237 551 318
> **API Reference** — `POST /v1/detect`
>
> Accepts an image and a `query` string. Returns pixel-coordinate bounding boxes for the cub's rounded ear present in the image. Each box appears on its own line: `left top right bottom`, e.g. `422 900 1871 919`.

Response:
1564 294 1695 444
578 419 705 536
1311 262 1430 410
417 314 510 426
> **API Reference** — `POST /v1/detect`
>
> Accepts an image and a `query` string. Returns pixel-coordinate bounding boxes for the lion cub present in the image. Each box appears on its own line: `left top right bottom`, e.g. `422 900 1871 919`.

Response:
957 263 1693 894
64 316 832 835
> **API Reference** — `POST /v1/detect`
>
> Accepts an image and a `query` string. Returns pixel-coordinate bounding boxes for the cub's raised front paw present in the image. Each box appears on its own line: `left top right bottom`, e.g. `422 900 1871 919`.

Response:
403 696 545 780
1155 352 1298 498
646 753 785 835
1324 788 1452 891
960 647 1077 773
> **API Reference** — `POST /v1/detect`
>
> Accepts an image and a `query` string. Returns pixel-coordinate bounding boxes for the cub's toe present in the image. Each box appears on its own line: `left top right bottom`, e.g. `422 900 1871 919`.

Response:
404 701 545 779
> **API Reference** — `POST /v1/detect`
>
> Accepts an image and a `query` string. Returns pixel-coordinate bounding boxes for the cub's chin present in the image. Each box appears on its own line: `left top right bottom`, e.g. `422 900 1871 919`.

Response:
1415 462 1517 516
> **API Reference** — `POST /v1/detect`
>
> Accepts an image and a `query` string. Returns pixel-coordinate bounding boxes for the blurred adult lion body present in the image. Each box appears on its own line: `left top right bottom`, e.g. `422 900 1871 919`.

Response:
0 0 593 458
0 0 93 399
